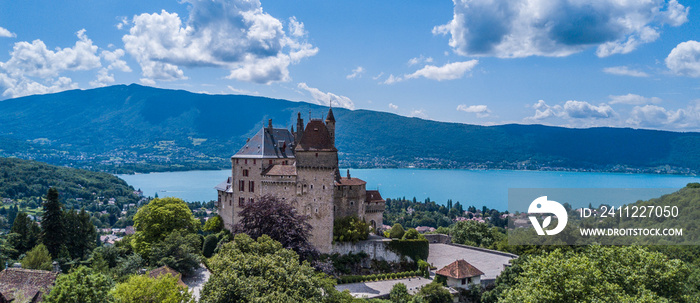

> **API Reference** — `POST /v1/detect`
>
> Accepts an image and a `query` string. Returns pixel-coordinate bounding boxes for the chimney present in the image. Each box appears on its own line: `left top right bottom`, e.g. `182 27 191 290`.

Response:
296 112 304 142
268 119 273 132
347 169 351 179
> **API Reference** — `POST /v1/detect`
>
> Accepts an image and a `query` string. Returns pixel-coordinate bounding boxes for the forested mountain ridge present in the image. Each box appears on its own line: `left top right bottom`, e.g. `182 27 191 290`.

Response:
1 84 700 173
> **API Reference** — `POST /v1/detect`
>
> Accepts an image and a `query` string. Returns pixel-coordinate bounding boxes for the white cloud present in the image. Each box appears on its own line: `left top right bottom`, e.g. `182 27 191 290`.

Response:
90 68 115 87
666 40 700 77
609 94 661 105
227 85 259 96
382 74 401 85
372 72 384 80
297 82 354 109
346 66 364 79
388 103 398 110
0 29 106 98
410 109 428 119
527 100 615 120
435 0 688 58
405 60 478 81
626 104 685 128
122 0 318 84
101 49 131 72
116 17 129 30
408 55 433 66
140 78 156 86
456 104 491 118
0 26 15 38
603 66 648 77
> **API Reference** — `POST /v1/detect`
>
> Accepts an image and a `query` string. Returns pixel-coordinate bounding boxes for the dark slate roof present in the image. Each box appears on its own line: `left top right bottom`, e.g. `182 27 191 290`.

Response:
326 107 335 122
0 268 58 302
234 127 295 159
335 177 367 186
263 164 297 176
149 266 186 287
436 259 484 279
214 177 233 193
295 120 336 152
366 190 384 202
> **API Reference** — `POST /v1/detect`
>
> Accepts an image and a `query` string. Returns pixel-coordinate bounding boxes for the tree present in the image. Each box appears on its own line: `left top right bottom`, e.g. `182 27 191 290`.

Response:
499 246 691 302
132 197 199 258
43 266 113 303
333 216 370 243
111 274 194 303
202 234 218 258
388 223 405 239
389 283 411 303
20 243 52 270
64 208 97 260
233 194 316 260
41 187 64 258
200 233 352 303
8 211 40 258
401 228 425 240
413 282 452 303
149 230 202 276
203 215 224 233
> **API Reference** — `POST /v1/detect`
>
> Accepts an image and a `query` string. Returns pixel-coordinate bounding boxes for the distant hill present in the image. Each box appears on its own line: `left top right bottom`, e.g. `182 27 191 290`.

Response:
1 84 700 174
0 157 138 204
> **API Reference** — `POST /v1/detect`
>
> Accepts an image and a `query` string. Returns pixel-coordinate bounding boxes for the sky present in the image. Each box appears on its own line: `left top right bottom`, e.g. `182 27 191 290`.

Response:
1 0 700 131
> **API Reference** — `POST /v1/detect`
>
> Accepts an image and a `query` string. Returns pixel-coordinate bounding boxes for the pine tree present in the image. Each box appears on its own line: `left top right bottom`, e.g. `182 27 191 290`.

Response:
41 188 64 258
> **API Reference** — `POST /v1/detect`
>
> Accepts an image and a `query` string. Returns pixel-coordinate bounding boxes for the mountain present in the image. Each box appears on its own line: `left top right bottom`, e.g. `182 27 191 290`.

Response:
1 84 700 174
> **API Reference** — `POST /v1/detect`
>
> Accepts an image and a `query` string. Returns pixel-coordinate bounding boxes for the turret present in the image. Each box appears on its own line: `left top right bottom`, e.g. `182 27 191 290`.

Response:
325 107 335 147
296 112 304 143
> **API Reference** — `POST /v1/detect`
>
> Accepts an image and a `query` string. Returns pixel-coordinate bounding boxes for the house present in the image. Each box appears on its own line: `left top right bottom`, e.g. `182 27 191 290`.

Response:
435 259 484 290
148 266 186 287
215 108 385 253
0 268 58 302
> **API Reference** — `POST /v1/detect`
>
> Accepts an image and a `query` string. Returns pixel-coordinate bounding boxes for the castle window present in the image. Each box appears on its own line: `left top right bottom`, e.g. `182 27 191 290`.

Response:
249 198 254 203
245 159 248 164
310 184 314 190
269 160 273 165
239 197 245 207
284 160 288 165
323 185 326 190
350 201 354 206
239 180 244 191
249 181 255 192
243 169 249 177
315 153 318 157
253 159 256 164
236 159 239 164
315 208 318 213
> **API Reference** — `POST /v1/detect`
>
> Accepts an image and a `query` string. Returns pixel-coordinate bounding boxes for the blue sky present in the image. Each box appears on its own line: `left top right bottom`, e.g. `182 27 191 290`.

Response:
1 0 700 131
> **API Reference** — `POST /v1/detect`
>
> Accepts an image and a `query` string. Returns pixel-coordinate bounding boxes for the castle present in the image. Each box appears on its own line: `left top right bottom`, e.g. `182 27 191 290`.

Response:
215 108 385 253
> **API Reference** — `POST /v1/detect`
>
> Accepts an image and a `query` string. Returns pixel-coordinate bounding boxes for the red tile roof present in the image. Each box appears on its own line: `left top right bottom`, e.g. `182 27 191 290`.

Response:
263 164 297 176
335 177 366 186
295 120 336 151
365 190 384 202
0 268 58 302
435 259 484 279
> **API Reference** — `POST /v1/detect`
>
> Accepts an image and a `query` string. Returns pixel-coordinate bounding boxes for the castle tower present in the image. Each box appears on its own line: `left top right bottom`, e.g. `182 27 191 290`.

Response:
295 112 304 143
325 107 335 147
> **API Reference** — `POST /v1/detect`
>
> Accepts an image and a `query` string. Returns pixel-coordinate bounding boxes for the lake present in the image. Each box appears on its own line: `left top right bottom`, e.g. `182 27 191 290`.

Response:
117 169 700 211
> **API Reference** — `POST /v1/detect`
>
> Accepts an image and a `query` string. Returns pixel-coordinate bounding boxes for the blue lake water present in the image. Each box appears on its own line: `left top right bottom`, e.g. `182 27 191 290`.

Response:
117 169 700 211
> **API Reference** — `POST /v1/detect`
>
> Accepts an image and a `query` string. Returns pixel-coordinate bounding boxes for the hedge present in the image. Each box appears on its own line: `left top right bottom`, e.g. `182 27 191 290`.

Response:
336 270 424 284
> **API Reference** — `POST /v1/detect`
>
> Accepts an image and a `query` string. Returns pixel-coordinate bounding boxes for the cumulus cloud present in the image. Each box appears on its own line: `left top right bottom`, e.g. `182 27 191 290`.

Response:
346 66 364 79
434 0 688 58
527 100 616 121
405 60 478 81
408 55 433 66
456 104 491 117
0 26 15 38
410 109 428 119
609 94 662 105
297 82 354 109
627 104 686 128
666 40 700 77
603 66 648 77
90 68 115 87
388 103 398 110
122 0 317 84
0 29 110 98
383 60 478 84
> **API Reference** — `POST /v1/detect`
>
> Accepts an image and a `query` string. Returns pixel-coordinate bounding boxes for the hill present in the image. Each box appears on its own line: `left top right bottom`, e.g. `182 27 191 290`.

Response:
0 157 139 206
1 84 700 173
